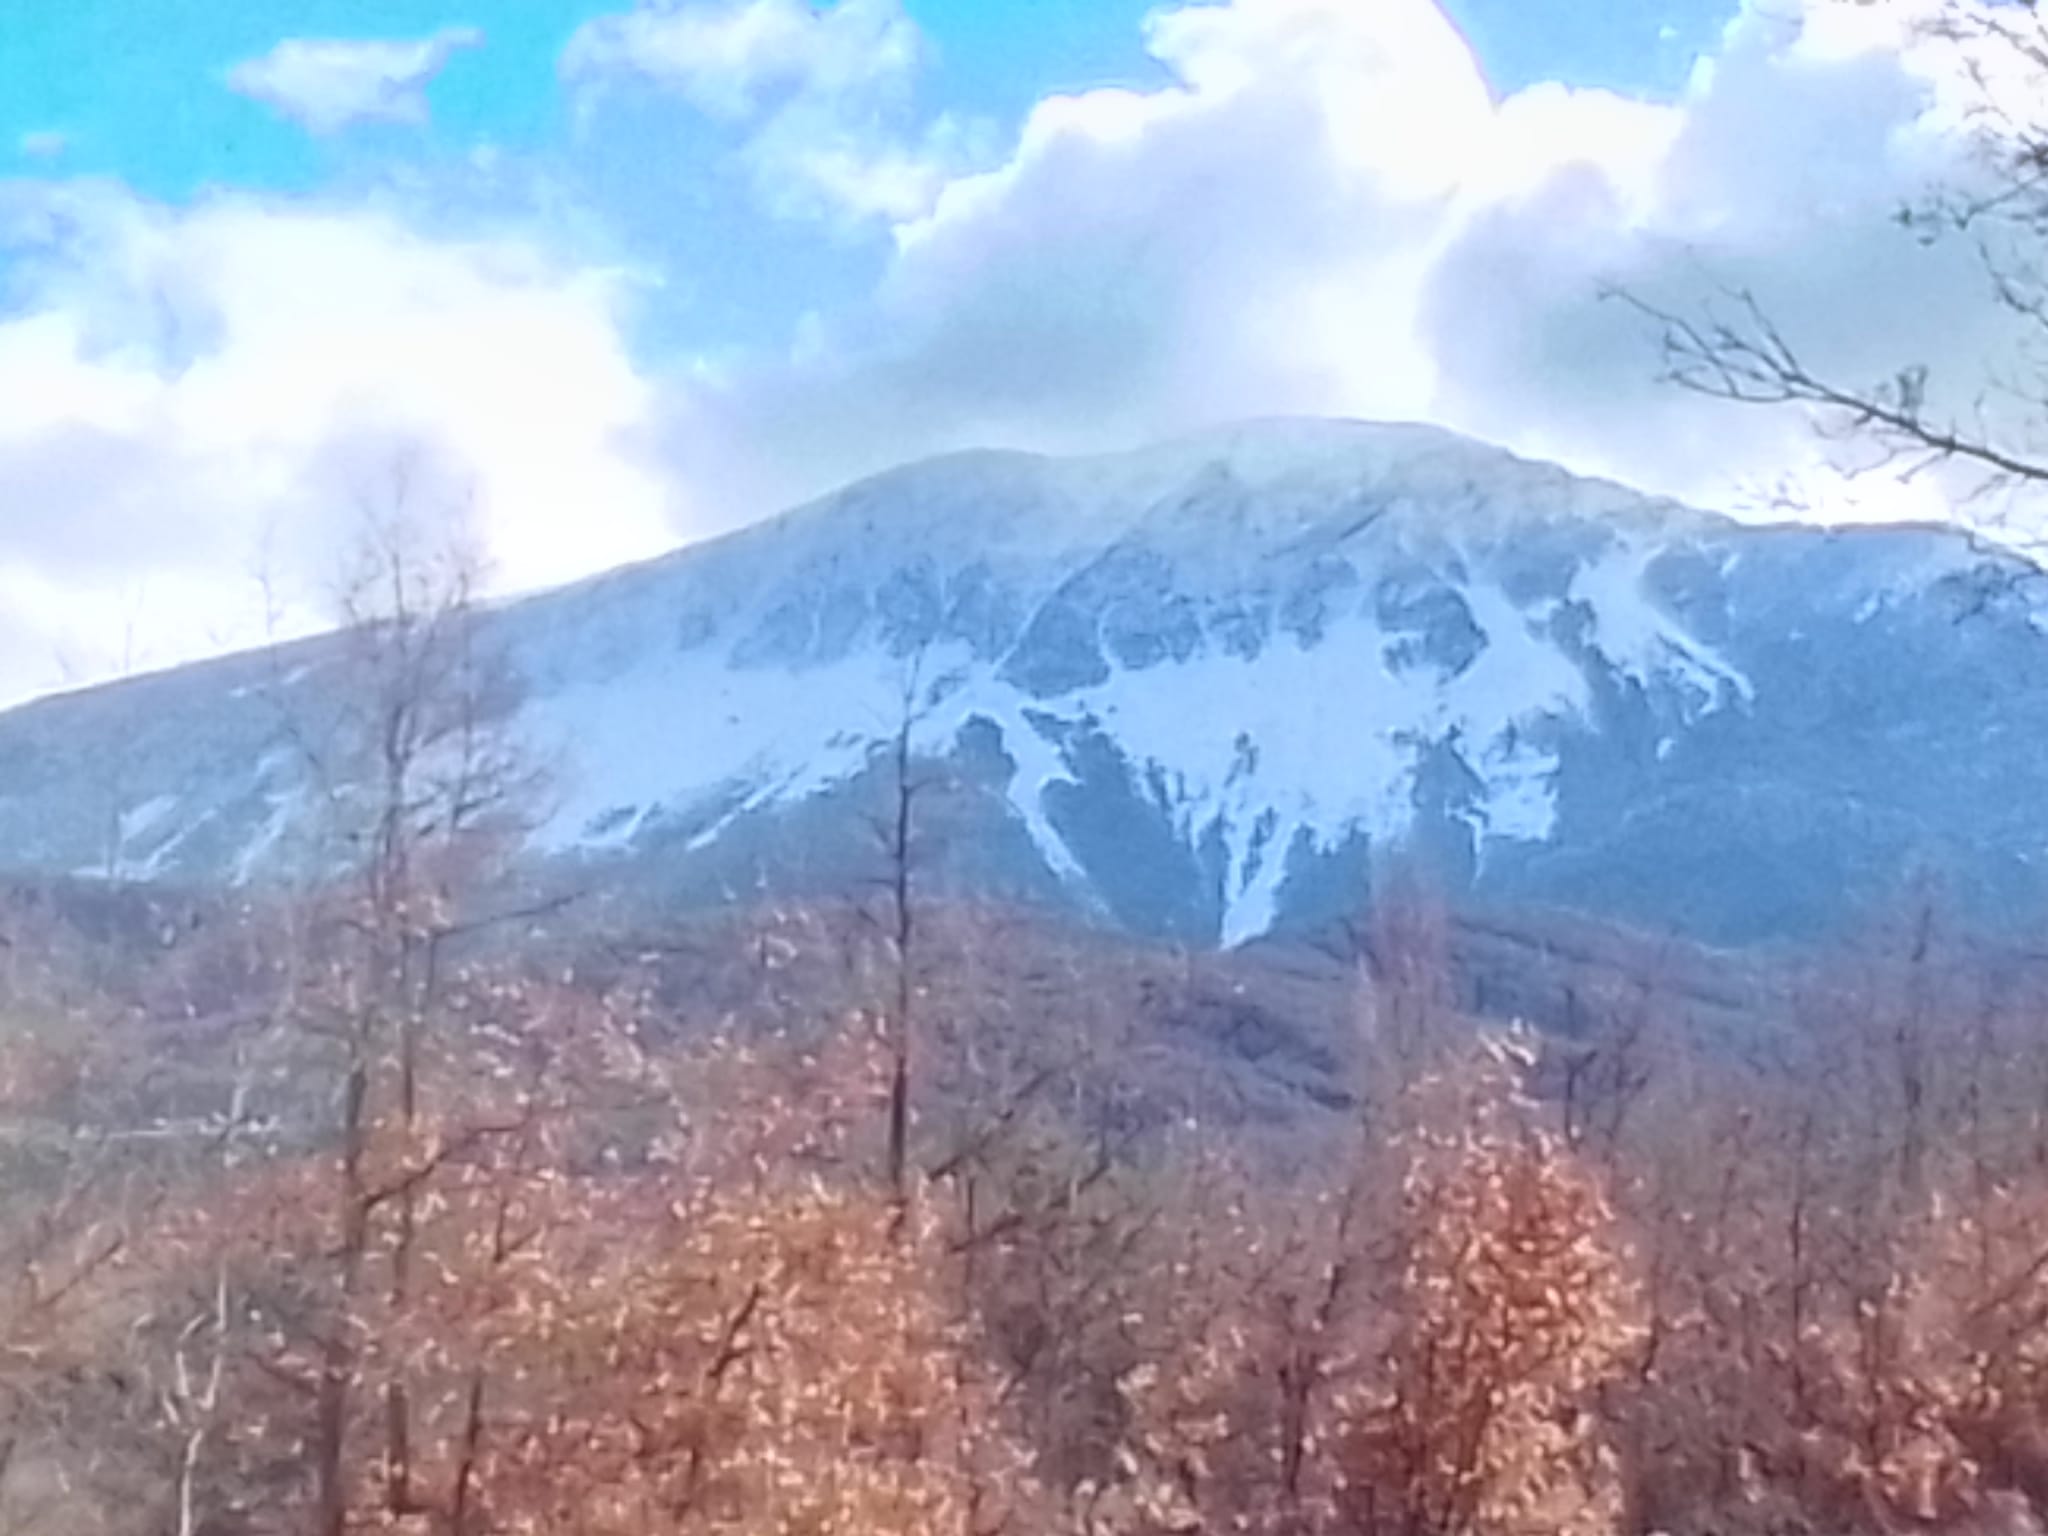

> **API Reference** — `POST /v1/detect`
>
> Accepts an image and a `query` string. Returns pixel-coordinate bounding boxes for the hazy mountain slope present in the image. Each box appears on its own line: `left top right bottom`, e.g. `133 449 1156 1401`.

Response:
0 418 2040 949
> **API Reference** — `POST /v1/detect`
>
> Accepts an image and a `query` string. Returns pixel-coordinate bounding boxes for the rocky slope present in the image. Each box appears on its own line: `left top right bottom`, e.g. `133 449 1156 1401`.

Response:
0 418 2041 950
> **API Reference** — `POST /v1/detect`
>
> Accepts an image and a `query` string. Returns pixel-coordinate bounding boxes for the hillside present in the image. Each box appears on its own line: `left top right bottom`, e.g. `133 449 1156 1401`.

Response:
0 417 2038 951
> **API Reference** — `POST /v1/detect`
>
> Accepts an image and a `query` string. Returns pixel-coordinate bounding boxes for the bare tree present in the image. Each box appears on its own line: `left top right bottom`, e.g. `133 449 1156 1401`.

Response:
251 449 538 1536
1616 3 2048 517
157 1057 253 1536
863 650 939 1206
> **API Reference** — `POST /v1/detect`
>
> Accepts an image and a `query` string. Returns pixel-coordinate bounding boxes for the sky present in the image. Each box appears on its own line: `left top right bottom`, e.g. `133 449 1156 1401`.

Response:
0 0 2032 702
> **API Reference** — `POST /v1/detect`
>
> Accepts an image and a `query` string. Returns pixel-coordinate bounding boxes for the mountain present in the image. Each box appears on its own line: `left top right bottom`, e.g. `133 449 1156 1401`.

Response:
1 417 2043 951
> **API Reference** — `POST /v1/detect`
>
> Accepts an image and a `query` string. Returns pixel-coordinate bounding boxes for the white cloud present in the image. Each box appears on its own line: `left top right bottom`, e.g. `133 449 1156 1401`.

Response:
6 0 2039 703
227 27 485 135
651 0 2042 535
651 0 1580 511
0 184 677 701
17 131 68 161
564 0 917 117
565 0 960 223
1416 1 2030 517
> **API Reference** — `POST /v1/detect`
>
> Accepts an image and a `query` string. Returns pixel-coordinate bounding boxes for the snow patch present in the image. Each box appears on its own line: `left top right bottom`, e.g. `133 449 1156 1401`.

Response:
514 558 1606 944
1571 542 1754 708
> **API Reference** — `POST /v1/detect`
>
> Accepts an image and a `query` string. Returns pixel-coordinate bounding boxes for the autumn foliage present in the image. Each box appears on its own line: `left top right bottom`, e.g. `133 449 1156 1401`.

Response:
1098 1034 1639 1536
7 511 2048 1536
21 890 2048 1536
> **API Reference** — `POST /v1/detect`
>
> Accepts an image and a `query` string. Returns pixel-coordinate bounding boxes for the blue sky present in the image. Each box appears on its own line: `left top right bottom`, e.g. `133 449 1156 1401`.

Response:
0 0 2015 700
7 1 1731 196
3 0 1737 356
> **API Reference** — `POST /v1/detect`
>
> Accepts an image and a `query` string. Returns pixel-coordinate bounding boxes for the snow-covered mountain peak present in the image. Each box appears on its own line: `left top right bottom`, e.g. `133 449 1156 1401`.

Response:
782 417 1717 567
0 419 2038 952
592 418 1716 609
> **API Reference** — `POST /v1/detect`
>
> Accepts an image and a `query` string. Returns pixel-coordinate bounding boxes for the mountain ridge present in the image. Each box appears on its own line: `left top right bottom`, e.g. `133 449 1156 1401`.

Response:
0 417 2042 952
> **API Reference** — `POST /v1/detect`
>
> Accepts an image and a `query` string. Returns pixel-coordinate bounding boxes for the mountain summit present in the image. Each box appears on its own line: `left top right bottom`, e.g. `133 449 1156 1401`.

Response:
3 418 2043 947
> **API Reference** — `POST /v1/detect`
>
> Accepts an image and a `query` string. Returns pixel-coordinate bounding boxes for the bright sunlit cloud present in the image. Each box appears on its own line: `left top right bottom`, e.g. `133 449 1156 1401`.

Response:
0 0 2038 701
0 185 674 696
